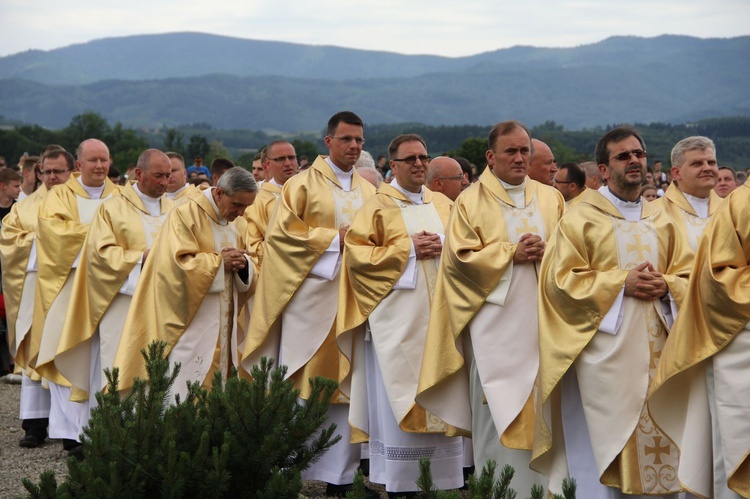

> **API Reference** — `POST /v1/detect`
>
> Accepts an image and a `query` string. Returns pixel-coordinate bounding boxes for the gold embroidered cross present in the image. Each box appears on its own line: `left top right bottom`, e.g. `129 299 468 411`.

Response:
645 436 670 465
626 234 650 261
515 218 539 237
341 201 356 222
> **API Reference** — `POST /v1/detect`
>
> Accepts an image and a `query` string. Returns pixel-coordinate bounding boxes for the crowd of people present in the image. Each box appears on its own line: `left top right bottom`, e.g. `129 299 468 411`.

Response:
0 110 748 499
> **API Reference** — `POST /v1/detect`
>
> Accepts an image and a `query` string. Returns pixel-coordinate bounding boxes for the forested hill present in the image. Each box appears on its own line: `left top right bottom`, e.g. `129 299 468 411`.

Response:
0 33 748 131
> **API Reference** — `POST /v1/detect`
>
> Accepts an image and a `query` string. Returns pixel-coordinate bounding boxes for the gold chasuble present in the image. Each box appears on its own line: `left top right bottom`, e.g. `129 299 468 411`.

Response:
242 181 282 268
652 183 722 252
169 183 199 204
337 184 452 441
532 188 693 495
113 189 252 400
54 183 173 398
650 183 750 498
416 169 564 439
0 185 48 374
30 175 120 386
242 156 376 400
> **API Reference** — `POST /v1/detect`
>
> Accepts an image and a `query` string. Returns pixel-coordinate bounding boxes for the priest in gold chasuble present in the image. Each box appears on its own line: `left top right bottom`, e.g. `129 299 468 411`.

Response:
532 127 692 498
337 136 464 495
113 167 256 402
55 150 173 429
650 183 750 498
31 139 120 450
416 121 564 494
0 149 75 447
242 112 376 492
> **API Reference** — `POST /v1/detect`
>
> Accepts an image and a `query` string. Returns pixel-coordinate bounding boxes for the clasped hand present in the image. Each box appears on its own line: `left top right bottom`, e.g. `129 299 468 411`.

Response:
221 247 248 272
412 231 442 260
514 233 545 263
624 261 668 301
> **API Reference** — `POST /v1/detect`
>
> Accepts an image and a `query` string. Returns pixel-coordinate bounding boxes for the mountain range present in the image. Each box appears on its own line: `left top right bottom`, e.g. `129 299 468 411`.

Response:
0 32 748 132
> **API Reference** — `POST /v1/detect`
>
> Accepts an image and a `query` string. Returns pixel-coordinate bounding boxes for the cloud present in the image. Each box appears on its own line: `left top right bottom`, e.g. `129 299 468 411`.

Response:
0 0 748 58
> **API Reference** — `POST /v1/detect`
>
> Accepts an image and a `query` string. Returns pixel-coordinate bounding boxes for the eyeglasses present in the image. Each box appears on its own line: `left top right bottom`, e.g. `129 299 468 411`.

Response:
438 175 464 181
331 135 366 145
268 155 298 163
392 155 431 166
553 178 573 184
40 169 70 176
610 149 648 162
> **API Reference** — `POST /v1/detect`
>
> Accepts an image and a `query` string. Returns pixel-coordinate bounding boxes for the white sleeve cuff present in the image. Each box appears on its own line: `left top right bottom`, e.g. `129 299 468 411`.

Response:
309 233 340 281
599 286 625 335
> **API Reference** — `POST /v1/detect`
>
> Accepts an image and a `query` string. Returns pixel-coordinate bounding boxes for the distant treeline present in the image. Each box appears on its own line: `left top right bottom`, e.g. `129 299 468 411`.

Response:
1 113 748 171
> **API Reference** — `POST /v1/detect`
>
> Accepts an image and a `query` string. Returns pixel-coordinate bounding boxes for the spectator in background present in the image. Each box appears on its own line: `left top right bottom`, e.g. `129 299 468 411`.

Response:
107 166 121 185
298 155 310 170
0 168 22 219
641 184 658 201
714 166 739 198
187 155 210 179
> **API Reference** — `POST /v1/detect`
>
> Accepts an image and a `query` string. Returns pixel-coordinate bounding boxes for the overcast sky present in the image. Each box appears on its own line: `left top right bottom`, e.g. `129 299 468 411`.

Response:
1 0 748 58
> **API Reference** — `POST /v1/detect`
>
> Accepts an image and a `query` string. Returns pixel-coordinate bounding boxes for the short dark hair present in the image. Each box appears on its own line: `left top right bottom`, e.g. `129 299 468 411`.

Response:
718 166 737 181
595 126 646 166
41 149 75 171
488 120 531 151
453 156 473 182
327 111 364 136
0 167 22 184
558 162 586 189
211 157 235 176
388 134 427 159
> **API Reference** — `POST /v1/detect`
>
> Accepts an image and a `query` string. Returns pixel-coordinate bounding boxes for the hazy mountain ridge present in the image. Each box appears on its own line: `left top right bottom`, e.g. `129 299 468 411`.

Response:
0 33 748 132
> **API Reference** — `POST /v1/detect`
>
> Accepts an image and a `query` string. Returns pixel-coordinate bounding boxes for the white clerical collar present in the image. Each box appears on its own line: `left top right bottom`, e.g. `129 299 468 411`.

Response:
499 177 526 207
391 179 424 205
682 191 710 219
77 176 105 199
166 184 188 200
600 186 642 222
268 177 283 188
134 183 163 217
325 157 353 191
204 186 227 225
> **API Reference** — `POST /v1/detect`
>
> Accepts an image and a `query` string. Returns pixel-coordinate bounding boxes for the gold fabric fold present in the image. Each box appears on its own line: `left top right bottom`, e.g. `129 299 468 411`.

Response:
532 188 693 492
113 192 247 393
336 184 452 438
0 186 48 372
55 183 173 396
242 156 375 400
416 170 564 434
30 175 120 384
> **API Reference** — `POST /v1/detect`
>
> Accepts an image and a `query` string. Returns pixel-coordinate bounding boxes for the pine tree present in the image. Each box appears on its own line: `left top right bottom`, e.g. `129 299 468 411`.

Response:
23 341 340 498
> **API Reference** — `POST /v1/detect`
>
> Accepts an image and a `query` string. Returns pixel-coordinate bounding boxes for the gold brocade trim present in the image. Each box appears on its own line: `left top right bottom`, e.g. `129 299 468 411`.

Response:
327 178 365 228
602 219 682 493
680 210 710 252
497 195 547 244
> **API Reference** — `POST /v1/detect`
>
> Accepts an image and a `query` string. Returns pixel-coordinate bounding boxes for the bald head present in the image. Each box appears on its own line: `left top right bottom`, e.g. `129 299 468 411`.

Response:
135 148 171 198
76 138 111 187
528 139 557 185
426 156 468 201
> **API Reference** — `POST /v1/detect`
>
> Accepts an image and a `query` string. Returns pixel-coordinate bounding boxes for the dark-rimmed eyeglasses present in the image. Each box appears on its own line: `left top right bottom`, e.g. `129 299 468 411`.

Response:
40 169 70 176
268 155 298 164
553 178 573 184
610 149 647 162
438 175 464 181
392 155 431 166
331 136 365 145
